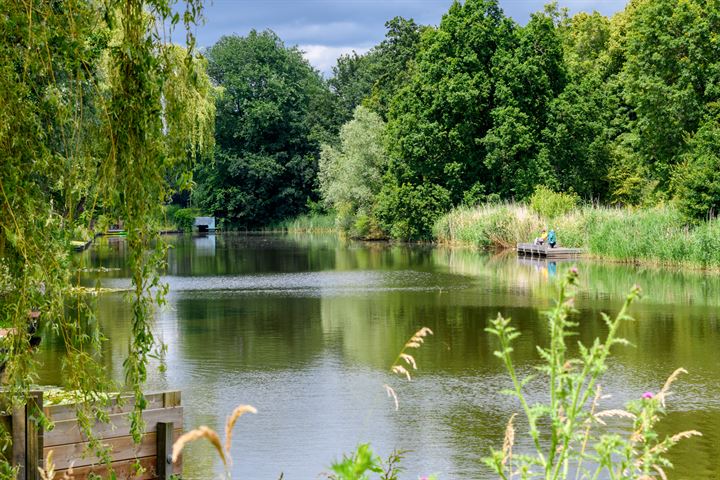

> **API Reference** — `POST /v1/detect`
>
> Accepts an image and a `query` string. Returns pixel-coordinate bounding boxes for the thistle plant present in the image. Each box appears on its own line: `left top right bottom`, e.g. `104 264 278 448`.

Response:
485 268 700 479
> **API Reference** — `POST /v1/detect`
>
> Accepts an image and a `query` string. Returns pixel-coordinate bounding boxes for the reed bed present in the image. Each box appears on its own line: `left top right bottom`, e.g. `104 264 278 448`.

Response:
269 213 337 233
434 203 720 269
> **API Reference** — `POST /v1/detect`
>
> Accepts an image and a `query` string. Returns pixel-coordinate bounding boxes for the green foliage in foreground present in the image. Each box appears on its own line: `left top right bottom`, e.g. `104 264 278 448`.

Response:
435 203 720 269
485 270 699 479
327 445 415 480
1 0 213 465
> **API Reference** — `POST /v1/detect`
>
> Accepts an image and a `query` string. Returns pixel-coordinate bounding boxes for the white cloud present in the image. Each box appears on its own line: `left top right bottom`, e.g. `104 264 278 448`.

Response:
299 44 371 75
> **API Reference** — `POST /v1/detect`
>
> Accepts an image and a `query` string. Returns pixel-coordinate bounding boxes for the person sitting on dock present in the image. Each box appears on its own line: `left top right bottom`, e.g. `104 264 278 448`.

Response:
534 229 547 246
547 229 557 248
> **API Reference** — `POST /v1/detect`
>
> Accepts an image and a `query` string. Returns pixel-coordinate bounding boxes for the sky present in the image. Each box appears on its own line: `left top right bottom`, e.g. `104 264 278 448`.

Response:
191 0 628 74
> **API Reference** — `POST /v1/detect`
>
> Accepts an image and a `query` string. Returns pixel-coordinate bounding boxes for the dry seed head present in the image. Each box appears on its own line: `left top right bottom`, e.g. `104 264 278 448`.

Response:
657 367 688 407
594 409 637 426
417 327 433 337
501 414 516 467
400 353 417 370
654 465 668 480
392 365 412 381
405 341 422 348
173 426 226 465
670 430 702 443
384 384 399 410
225 404 258 457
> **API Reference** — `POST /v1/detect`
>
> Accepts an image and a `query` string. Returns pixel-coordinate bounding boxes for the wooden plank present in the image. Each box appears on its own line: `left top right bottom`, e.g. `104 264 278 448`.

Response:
12 403 26 480
45 428 182 470
44 393 169 422
156 422 173 480
27 391 43 480
45 407 183 448
52 455 181 480
162 391 181 408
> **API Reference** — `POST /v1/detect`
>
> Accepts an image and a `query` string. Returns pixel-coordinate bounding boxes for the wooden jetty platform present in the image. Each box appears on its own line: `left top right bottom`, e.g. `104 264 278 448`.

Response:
1 390 182 480
517 243 584 259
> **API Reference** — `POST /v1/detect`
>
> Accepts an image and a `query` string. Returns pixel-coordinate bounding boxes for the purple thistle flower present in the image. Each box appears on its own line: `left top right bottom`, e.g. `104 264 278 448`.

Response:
642 391 654 399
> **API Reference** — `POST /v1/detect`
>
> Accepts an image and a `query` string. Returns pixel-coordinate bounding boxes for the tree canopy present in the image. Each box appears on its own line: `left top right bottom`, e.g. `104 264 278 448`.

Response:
193 31 338 227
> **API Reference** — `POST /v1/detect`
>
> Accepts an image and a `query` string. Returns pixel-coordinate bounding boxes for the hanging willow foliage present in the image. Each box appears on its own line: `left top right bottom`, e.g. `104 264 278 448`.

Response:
0 0 213 469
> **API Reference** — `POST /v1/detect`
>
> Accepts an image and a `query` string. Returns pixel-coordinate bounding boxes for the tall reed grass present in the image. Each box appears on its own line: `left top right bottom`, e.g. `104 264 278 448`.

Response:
434 203 720 269
268 213 337 233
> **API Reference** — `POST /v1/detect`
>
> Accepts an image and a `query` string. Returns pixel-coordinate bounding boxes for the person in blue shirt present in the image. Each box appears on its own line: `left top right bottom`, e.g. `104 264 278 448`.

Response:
547 229 557 248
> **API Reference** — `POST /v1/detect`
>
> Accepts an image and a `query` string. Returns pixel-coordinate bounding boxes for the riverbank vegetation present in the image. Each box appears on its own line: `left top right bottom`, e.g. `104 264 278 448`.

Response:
189 0 720 270
435 200 720 269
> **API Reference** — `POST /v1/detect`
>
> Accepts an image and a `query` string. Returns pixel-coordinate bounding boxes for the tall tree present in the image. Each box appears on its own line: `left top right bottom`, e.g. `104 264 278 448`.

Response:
194 31 338 227
620 0 720 192
386 0 514 204
540 11 618 200
483 8 568 199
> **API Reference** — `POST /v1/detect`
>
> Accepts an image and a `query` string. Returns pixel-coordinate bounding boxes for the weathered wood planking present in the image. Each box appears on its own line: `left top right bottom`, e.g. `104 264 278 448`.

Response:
45 406 183 447
52 455 182 480
2 390 182 479
44 392 168 422
516 243 584 259
46 428 183 470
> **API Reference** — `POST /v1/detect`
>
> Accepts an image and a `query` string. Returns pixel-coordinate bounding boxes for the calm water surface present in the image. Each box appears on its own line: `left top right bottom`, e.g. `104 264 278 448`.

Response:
36 233 720 479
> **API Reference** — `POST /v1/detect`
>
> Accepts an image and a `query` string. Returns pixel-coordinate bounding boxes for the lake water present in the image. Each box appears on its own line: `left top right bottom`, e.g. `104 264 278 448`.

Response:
36 233 720 479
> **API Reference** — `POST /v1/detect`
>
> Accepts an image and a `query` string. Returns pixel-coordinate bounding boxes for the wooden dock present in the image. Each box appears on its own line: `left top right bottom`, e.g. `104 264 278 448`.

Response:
517 243 584 259
1 390 182 480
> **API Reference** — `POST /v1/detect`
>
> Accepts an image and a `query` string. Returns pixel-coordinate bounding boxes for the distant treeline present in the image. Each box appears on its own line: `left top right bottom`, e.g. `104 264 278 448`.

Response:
191 0 720 239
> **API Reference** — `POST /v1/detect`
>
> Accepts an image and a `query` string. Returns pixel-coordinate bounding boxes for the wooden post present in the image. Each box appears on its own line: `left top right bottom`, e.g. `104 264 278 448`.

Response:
26 391 43 480
156 422 174 480
11 404 26 480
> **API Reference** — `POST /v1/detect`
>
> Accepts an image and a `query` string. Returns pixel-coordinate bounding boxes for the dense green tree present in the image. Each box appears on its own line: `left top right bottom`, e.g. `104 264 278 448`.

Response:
329 51 381 124
619 0 720 192
386 0 514 204
483 9 567 198
318 107 387 235
376 182 451 241
365 17 425 119
673 114 720 220
194 31 338 227
329 17 424 123
540 12 618 200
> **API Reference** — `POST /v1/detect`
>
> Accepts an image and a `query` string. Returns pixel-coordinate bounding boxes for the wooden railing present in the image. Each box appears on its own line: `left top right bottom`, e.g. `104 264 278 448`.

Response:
3 390 182 480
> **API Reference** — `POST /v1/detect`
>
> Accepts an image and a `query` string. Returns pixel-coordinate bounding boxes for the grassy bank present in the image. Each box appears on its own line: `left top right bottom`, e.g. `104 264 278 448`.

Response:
434 203 720 269
269 213 337 233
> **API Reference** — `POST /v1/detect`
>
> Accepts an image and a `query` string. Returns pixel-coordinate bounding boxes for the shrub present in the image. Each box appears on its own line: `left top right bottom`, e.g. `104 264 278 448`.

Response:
376 182 451 241
172 207 202 231
672 116 720 221
529 185 579 220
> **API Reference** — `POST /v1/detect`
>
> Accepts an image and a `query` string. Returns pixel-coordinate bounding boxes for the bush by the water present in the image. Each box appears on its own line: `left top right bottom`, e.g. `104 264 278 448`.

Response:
376 182 451 241
170 207 204 231
529 185 579 220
